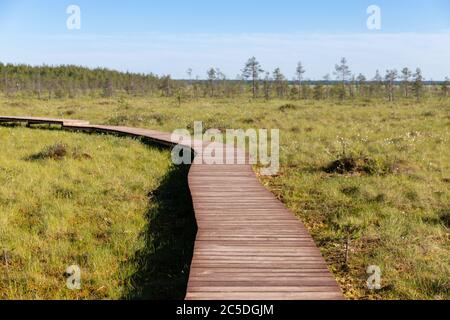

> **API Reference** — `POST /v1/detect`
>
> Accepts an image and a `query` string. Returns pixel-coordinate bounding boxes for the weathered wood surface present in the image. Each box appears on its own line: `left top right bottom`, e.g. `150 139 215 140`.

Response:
0 116 344 300
0 116 90 126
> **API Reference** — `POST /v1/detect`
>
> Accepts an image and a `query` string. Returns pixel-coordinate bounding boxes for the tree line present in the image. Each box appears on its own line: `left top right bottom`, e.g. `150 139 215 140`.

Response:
0 58 448 101
0 63 161 99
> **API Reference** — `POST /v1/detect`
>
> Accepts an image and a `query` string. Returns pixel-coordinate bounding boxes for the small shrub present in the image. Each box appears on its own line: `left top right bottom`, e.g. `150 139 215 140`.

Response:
26 143 68 161
324 156 381 175
341 186 360 196
26 144 92 161
0 250 12 265
54 186 74 199
421 111 436 117
72 146 93 160
63 109 76 116
372 193 386 203
439 211 450 228
279 103 298 112
241 117 255 124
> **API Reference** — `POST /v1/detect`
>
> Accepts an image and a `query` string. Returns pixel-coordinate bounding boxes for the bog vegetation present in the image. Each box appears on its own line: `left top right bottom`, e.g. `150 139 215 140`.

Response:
0 127 177 299
0 58 449 300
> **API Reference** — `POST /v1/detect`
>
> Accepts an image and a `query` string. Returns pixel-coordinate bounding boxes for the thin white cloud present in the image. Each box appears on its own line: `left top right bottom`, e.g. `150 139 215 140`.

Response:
1 32 449 79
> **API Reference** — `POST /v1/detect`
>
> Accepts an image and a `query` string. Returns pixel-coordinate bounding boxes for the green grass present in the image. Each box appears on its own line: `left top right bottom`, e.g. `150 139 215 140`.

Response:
0 95 449 299
0 126 179 299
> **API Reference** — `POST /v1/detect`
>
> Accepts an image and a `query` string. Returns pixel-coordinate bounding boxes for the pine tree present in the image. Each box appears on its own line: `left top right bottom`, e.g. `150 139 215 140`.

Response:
186 68 193 81
296 61 306 99
400 67 412 98
206 68 217 97
262 72 272 101
272 68 287 98
411 68 424 102
384 69 398 102
242 57 264 98
334 57 351 84
356 73 367 97
334 57 351 99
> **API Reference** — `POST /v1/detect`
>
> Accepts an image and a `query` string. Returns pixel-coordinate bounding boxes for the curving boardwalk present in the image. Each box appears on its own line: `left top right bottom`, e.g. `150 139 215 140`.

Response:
0 116 344 300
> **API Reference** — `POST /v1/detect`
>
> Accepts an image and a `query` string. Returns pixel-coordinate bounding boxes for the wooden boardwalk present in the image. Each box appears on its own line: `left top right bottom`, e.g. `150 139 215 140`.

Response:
0 116 344 300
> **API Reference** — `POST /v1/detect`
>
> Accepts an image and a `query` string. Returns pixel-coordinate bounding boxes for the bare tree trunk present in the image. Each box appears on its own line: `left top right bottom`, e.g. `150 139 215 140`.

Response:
298 81 302 100
252 77 256 98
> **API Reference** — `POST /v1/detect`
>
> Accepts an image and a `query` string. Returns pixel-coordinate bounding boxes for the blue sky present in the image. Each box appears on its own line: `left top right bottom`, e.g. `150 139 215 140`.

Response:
1 0 449 79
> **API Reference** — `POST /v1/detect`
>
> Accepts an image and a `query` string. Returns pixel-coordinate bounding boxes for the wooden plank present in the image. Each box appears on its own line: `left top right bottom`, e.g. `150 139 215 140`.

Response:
186 292 344 300
187 279 340 286
187 286 340 292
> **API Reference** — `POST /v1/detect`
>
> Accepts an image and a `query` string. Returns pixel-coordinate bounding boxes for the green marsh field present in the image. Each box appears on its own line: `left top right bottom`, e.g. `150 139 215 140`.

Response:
0 95 449 299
